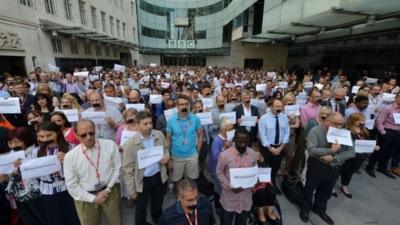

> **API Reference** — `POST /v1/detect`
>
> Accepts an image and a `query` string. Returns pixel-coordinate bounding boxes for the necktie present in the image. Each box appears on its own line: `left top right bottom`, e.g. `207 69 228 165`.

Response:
274 115 280 145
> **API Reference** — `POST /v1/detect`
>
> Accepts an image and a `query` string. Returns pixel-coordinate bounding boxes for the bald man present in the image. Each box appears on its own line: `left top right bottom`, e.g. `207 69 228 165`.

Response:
321 88 346 116
300 112 355 224
82 92 123 140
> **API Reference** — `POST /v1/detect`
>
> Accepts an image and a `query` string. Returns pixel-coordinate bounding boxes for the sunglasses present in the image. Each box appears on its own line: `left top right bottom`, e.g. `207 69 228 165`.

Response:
79 132 95 139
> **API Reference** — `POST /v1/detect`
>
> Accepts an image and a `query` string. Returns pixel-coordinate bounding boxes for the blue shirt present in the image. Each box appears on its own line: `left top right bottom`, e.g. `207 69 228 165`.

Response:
209 135 225 175
258 112 290 147
0 90 10 97
166 113 201 158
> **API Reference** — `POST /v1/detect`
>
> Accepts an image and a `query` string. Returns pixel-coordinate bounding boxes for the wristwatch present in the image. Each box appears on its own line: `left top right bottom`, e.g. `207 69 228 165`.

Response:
105 186 112 193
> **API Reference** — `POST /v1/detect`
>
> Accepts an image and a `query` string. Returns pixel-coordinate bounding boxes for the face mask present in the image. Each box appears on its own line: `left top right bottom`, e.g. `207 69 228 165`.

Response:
62 105 70 108
29 120 39 126
198 109 203 113
276 109 282 114
181 108 188 113
218 104 224 109
287 103 294 106
39 140 53 147
127 119 134 124
317 99 322 104
129 101 138 104
335 98 342 102
187 204 197 210
245 100 250 104
11 146 24 151
92 103 101 108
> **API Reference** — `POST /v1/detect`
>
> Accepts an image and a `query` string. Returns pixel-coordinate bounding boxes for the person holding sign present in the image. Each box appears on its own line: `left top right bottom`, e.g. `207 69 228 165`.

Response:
155 99 176 135
4 81 34 127
50 112 80 145
4 128 42 225
64 119 122 225
166 95 203 188
216 127 258 225
29 122 80 225
258 98 290 193
83 92 123 140
233 90 259 145
122 111 169 225
300 112 354 225
367 92 400 178
115 108 138 147
340 113 380 198
321 88 346 116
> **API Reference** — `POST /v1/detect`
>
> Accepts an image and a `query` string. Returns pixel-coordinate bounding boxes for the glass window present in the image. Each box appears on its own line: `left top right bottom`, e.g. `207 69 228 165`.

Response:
194 30 206 39
84 42 91 55
122 23 126 39
141 26 166 39
70 40 79 54
91 6 98 29
78 0 86 25
44 0 56 15
110 16 114 35
64 0 73 20
117 20 120 37
51 38 62 53
96 45 102 56
20 0 34 7
101 11 106 32
105 46 110 56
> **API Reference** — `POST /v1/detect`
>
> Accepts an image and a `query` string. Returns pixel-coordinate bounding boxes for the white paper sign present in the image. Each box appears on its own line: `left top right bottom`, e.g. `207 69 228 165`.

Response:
149 95 163 104
365 78 378 84
278 82 288 89
250 99 264 108
219 112 236 124
354 140 376 153
149 63 157 67
73 71 89 77
240 116 257 127
197 112 213 125
267 72 276 78
326 127 353 146
0 97 21 114
258 167 271 182
164 107 177 121
382 93 395 102
60 109 79 122
20 155 61 180
229 166 258 188
304 82 314 88
256 84 266 92
201 98 214 108
81 111 106 124
315 83 324 90
352 86 360 94
126 104 145 111
227 129 235 142
164 73 171 79
0 151 25 174
95 66 103 72
393 113 400 124
225 83 234 88
284 104 300 116
137 146 164 169
113 64 126 72
120 130 137 146
104 96 124 105
161 82 170 89
47 64 59 72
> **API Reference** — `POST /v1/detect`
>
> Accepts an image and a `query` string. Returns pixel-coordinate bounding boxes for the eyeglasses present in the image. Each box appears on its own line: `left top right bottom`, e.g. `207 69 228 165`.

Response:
79 132 95 139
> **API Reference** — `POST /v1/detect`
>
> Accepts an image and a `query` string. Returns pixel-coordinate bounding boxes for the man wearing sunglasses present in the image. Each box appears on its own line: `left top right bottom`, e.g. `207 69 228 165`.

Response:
300 112 354 225
64 119 122 225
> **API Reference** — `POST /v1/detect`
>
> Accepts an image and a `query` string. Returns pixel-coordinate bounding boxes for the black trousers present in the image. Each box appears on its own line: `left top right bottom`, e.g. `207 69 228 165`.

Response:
42 191 80 225
302 157 341 213
262 146 284 185
17 197 47 225
136 172 164 225
368 129 400 170
341 155 366 186
220 208 249 225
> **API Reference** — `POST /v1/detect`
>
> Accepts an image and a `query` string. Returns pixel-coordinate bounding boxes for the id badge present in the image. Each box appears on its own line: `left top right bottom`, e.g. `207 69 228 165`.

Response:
94 182 104 191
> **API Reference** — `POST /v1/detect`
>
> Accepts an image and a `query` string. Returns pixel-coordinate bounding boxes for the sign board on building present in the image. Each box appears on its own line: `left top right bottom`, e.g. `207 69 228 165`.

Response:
167 40 195 49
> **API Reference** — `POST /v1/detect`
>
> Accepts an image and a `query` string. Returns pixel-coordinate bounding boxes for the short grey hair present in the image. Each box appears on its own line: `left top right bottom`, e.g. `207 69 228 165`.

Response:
220 117 233 130
177 179 198 197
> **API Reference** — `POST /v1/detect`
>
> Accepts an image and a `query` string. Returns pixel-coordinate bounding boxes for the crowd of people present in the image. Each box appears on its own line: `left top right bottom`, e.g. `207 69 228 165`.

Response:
0 65 399 225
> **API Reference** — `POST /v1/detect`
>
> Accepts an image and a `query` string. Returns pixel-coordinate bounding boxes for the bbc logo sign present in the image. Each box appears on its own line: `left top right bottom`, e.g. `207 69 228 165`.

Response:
167 40 195 49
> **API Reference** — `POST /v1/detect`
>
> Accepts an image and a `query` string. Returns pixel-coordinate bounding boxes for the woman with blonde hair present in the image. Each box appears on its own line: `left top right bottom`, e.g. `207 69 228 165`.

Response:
60 93 81 111
340 112 379 198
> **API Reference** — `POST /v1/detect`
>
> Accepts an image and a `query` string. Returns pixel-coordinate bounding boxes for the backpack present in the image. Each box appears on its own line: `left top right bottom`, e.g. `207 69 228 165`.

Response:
281 175 304 206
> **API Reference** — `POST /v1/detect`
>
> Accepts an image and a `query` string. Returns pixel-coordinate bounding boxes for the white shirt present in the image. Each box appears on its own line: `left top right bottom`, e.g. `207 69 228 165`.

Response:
83 105 123 140
63 139 121 203
243 104 251 131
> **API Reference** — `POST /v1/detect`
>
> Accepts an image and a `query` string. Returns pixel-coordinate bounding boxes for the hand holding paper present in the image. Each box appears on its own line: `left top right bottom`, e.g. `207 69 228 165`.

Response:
326 127 353 146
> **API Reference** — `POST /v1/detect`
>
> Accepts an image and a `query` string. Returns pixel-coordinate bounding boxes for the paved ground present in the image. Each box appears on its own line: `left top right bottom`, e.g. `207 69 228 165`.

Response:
102 168 399 225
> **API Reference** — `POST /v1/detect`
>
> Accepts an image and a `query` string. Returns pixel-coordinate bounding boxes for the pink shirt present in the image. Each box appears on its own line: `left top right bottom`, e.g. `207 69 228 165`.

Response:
300 102 320 128
216 146 258 213
376 103 400 135
64 128 79 145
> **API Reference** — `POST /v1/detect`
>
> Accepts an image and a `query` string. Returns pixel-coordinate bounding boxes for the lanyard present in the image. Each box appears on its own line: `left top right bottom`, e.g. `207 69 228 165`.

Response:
230 149 249 168
80 141 101 182
184 209 197 225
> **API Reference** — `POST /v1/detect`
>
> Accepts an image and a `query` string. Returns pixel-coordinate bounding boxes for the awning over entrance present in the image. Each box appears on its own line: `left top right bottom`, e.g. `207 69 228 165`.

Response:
39 19 137 49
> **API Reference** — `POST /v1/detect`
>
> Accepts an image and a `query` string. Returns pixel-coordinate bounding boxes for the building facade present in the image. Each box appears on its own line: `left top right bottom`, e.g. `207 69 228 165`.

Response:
136 0 288 69
0 0 138 75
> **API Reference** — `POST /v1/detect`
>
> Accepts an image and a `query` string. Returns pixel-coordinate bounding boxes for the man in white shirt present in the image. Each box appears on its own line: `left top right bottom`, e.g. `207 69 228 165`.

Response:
64 119 122 225
83 92 123 140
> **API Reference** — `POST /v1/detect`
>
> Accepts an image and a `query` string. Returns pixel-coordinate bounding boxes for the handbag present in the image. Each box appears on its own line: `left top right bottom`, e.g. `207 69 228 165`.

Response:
281 175 304 206
6 173 41 202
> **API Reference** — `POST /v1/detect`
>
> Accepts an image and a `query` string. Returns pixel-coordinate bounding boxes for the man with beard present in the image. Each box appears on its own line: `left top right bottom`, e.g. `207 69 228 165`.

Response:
166 95 203 188
216 127 258 225
158 179 215 225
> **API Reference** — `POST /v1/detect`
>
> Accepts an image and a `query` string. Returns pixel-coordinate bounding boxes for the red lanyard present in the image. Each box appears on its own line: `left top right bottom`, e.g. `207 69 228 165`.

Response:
80 142 101 182
184 209 197 225
231 149 249 168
